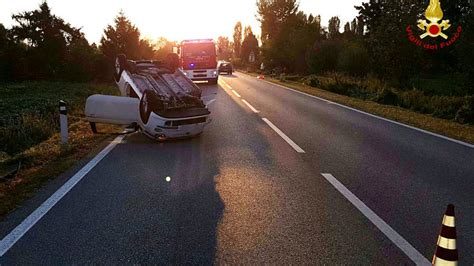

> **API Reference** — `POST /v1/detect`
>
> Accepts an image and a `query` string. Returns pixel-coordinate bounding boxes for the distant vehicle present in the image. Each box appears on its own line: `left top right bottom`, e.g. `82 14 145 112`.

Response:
85 54 211 141
179 39 218 84
218 61 233 75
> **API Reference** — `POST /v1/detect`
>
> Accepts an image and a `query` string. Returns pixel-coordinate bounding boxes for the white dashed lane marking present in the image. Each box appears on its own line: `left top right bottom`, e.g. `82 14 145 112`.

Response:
262 118 305 153
242 99 260 113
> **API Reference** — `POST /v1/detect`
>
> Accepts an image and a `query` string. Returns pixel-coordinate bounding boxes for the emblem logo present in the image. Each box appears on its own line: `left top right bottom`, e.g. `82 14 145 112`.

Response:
417 0 451 39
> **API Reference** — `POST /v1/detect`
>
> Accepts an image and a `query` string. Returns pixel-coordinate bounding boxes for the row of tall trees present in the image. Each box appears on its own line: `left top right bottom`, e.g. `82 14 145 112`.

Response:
256 0 474 93
217 22 259 64
0 3 174 82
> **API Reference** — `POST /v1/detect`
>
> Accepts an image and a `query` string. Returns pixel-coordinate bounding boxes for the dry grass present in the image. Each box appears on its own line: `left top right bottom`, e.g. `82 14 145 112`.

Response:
242 71 474 144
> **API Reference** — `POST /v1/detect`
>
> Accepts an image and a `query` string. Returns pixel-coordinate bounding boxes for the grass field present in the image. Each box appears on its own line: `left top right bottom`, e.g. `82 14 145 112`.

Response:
0 82 121 218
0 82 118 156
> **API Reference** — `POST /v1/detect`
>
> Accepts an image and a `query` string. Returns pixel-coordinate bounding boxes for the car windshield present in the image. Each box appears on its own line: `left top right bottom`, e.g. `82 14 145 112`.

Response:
183 43 216 57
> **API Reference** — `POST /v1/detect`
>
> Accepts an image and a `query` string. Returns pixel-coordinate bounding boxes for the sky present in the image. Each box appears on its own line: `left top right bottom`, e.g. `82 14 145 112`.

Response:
0 0 364 44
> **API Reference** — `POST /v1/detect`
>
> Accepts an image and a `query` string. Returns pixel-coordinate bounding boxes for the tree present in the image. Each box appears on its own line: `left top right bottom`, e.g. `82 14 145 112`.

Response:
241 26 259 63
217 36 232 60
356 0 425 83
342 22 352 39
10 2 86 79
350 19 357 34
233 22 242 58
356 16 364 36
328 16 341 40
154 37 176 60
100 11 154 62
307 40 342 74
256 0 299 42
338 40 369 76
0 23 12 80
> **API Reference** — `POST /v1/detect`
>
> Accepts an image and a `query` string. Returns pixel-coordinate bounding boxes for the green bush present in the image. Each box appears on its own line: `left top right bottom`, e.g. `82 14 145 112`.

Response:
374 88 399 105
307 40 342 74
338 41 370 77
303 75 321 88
297 72 471 124
455 96 474 124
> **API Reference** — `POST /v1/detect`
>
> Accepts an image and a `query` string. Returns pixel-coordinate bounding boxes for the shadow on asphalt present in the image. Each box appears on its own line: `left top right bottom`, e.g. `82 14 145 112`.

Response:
122 133 224 264
99 80 280 263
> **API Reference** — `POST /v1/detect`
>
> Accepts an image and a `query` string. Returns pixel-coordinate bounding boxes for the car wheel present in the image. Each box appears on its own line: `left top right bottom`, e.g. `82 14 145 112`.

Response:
139 90 164 125
114 54 127 82
208 78 218 85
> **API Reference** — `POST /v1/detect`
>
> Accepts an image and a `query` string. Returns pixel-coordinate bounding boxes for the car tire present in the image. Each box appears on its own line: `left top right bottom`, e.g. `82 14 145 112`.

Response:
208 78 218 85
139 90 164 125
114 54 127 82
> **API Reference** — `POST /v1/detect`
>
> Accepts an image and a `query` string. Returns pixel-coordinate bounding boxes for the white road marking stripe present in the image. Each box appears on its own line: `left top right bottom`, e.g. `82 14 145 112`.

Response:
231 90 242 98
237 72 474 149
219 80 232 90
262 118 305 153
0 135 125 257
242 99 260 113
320 173 431 265
205 99 216 106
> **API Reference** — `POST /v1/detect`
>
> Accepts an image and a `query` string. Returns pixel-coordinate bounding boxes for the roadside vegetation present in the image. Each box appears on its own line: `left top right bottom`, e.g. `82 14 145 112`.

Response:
0 82 118 156
277 73 474 125
0 82 122 217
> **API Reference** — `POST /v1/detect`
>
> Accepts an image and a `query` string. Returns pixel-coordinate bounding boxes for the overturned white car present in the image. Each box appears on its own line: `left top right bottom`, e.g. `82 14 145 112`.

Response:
85 54 211 140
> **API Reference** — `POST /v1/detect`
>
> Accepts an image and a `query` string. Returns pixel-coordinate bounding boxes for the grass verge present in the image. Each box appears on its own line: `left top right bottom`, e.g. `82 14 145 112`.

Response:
0 81 122 219
240 71 474 144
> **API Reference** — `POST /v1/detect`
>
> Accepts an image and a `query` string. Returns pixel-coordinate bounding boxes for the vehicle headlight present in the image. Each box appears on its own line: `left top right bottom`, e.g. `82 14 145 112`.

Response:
213 71 217 75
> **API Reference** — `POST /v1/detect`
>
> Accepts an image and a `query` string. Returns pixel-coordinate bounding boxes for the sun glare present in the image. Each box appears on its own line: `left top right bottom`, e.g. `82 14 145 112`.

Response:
1 0 361 43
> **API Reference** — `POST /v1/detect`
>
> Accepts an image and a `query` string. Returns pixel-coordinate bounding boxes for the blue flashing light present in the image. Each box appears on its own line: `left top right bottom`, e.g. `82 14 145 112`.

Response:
189 63 195 68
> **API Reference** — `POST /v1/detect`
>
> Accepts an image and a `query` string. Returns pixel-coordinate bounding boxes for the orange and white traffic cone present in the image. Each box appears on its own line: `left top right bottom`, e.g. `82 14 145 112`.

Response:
432 204 458 266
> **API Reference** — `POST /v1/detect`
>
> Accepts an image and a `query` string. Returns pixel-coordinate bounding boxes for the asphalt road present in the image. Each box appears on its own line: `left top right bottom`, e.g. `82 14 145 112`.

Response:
0 72 472 264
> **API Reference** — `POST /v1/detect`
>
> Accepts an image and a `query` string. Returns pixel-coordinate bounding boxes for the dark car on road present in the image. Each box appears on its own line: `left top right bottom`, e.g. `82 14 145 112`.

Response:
218 61 233 75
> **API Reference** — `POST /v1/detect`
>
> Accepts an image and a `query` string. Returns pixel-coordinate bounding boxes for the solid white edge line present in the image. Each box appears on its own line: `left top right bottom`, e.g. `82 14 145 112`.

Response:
242 99 260 113
0 134 125 257
320 173 431 265
262 118 305 153
237 72 473 149
231 90 242 98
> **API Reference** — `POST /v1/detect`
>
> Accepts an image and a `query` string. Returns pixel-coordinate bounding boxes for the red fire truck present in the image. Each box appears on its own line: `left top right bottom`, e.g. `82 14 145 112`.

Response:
180 39 218 84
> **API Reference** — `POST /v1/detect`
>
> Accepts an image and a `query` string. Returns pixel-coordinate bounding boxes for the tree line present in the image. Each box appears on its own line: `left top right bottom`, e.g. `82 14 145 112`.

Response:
0 3 175 82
